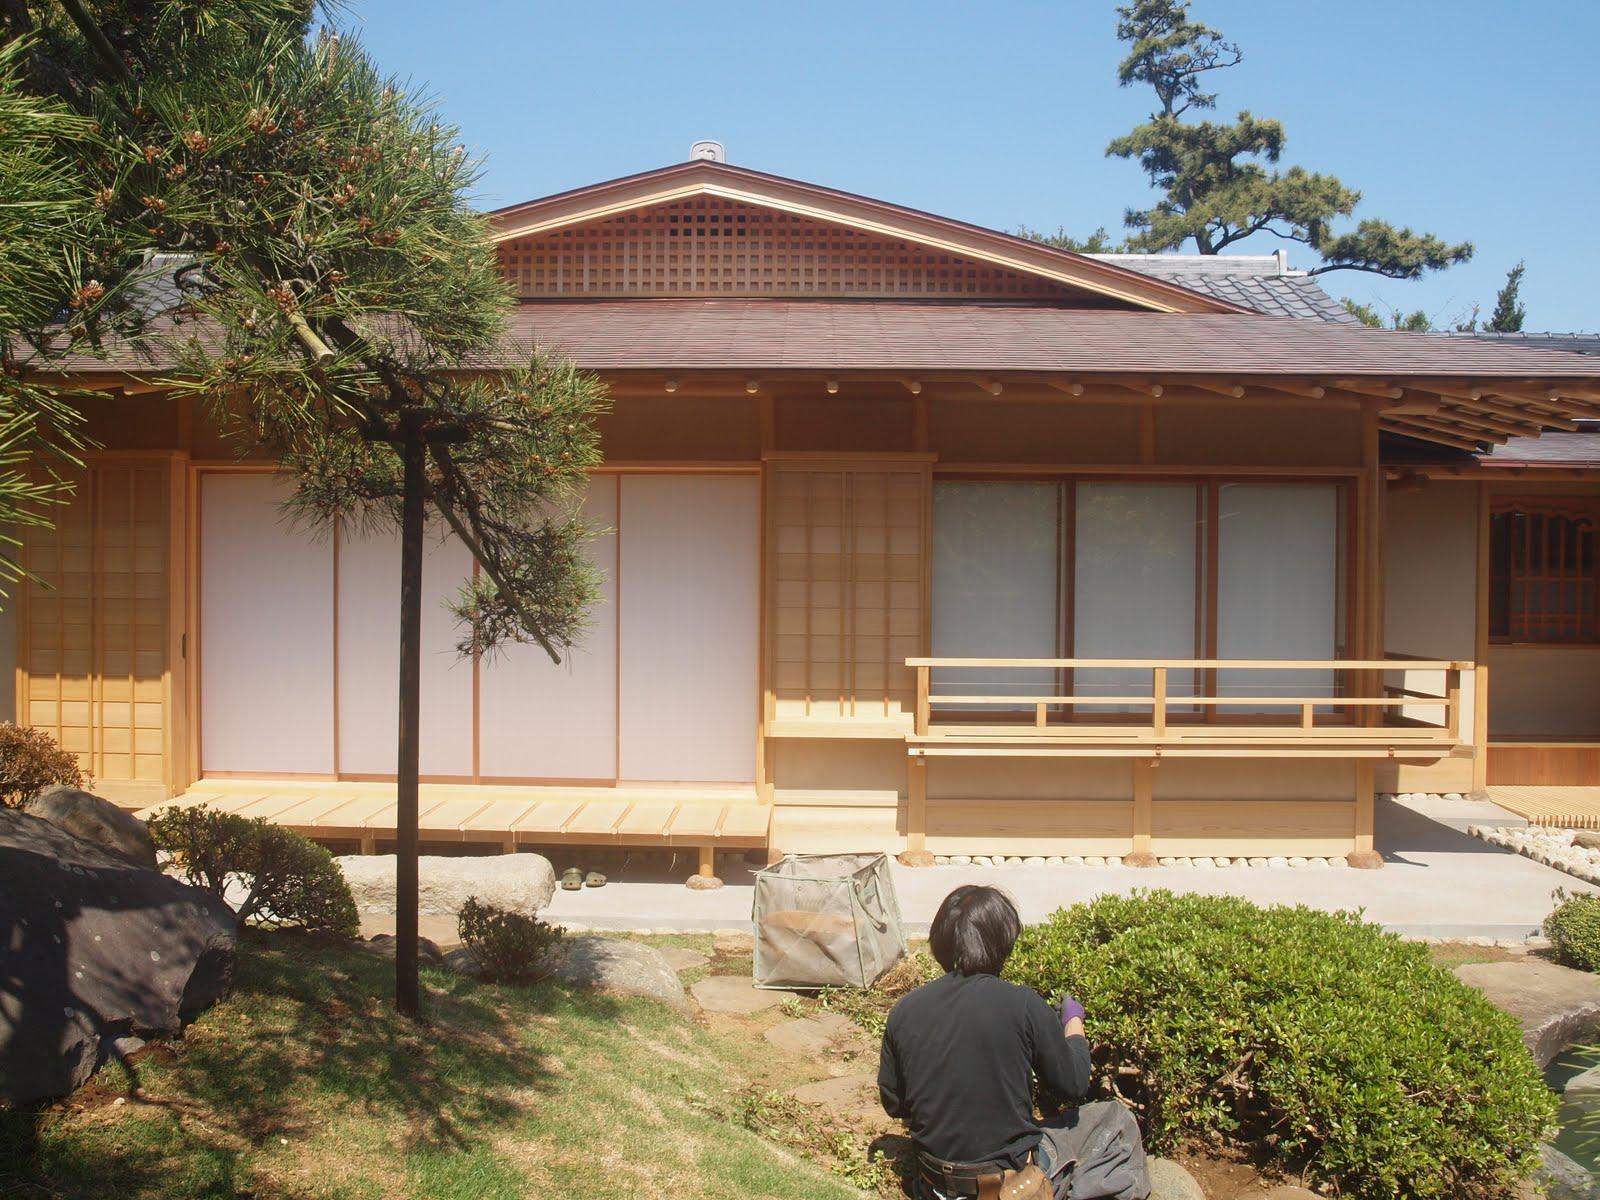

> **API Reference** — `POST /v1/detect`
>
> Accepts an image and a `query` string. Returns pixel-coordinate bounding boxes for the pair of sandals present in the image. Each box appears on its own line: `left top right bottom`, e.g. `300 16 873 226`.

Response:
560 866 607 890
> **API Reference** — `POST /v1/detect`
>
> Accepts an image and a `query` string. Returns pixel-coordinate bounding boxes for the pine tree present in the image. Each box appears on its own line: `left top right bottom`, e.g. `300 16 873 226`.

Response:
1488 261 1527 333
1016 225 1119 253
6 1 609 1016
1107 0 1472 279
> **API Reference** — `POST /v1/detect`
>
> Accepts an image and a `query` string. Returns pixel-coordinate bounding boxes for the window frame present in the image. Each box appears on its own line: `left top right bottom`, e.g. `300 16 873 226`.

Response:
1488 496 1600 648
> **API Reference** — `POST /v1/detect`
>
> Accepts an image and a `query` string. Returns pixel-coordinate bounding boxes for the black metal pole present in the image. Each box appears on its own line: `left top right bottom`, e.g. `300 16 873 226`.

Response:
395 421 424 1017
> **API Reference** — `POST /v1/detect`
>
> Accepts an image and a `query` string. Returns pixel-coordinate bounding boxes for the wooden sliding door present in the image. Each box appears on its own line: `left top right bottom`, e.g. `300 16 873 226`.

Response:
19 456 180 803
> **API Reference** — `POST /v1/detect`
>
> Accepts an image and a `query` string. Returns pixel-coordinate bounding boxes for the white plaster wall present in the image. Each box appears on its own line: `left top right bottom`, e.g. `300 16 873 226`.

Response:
1384 481 1479 742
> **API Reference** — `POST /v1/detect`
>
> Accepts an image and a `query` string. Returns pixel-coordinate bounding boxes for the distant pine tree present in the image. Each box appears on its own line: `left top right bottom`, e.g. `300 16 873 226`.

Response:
1488 261 1527 332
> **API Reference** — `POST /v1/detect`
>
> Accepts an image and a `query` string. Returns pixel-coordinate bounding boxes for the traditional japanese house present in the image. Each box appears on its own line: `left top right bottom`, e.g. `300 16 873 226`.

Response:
13 151 1600 876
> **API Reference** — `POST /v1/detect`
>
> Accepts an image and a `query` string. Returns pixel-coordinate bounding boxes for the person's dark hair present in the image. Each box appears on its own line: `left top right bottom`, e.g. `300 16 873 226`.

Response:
928 885 1021 975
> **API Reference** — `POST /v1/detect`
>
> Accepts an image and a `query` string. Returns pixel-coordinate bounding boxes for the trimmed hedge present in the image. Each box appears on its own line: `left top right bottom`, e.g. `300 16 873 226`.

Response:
1005 891 1553 1200
150 804 359 937
0 722 86 808
1545 888 1600 972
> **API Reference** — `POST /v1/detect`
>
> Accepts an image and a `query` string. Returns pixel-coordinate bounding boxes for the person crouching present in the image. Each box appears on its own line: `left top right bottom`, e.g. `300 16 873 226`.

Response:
877 885 1150 1200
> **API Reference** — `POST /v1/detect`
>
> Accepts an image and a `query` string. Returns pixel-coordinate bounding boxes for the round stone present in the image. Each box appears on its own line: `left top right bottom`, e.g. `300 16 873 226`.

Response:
1084 856 1106 867
1023 856 1045 867
951 855 972 865
1213 857 1231 868
972 856 992 867
1267 856 1289 869
1194 858 1215 870
1157 857 1175 867
1287 856 1308 868
1308 857 1332 870
1247 857 1267 868
1064 856 1084 866
1106 856 1122 867
1045 856 1064 866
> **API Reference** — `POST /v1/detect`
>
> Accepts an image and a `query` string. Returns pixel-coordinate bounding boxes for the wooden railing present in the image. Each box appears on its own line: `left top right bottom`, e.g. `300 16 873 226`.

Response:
906 657 1471 743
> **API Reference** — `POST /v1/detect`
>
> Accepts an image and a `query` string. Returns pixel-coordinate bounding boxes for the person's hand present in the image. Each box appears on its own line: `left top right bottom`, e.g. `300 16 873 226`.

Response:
1059 993 1086 1028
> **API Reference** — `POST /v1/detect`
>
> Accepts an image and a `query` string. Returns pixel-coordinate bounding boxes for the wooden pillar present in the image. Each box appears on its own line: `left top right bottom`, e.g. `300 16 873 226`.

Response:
1358 404 1386 727
1349 759 1380 868
1127 759 1156 867
698 845 716 878
1471 482 1491 795
898 755 934 866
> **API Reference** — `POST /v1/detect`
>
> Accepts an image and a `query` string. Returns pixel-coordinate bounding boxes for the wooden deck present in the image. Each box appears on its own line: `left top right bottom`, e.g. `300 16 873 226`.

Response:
138 780 772 853
1487 786 1600 829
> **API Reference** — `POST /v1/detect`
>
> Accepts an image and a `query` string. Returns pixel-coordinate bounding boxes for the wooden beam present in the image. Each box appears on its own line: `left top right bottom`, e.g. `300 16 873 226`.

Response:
1381 417 1489 451
1045 379 1086 397
1334 380 1405 399
1170 378 1244 399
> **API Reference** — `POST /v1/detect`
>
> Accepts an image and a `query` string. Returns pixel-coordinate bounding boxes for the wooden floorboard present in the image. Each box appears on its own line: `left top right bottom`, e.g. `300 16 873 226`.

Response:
139 779 771 850
1488 786 1600 829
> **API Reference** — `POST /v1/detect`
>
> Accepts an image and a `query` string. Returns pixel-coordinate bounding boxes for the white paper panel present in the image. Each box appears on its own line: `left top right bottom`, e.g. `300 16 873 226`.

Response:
932 482 1059 704
200 474 334 773
336 525 475 777
478 480 619 780
1075 483 1198 709
1217 483 1339 709
618 475 759 782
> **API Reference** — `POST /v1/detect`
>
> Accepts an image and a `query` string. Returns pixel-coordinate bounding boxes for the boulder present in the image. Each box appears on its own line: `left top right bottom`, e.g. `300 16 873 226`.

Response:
362 934 446 967
1146 1157 1204 1200
1538 1144 1600 1200
0 807 236 1103
24 785 157 869
335 852 555 917
551 936 688 1013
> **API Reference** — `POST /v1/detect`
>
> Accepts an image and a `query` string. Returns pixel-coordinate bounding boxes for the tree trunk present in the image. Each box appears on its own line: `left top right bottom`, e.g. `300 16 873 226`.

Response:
395 422 425 1017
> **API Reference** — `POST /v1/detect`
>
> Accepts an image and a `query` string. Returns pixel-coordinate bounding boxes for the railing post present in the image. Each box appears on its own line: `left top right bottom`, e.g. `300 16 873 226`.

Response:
1152 666 1167 737
1035 701 1047 729
915 664 930 736
1446 667 1462 740
1301 702 1315 730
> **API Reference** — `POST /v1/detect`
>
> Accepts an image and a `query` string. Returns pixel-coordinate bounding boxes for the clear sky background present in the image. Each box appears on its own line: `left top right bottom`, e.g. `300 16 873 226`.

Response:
339 1 1597 332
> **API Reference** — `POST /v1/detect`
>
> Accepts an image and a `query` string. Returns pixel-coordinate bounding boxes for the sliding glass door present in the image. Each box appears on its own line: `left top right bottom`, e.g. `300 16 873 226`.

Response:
931 477 1348 721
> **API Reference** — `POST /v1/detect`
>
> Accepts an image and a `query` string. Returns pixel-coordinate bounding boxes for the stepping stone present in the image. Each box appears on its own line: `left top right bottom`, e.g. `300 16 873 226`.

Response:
763 1012 855 1055
789 1072 879 1109
690 974 785 1015
713 928 754 955
1455 959 1600 1066
660 947 711 972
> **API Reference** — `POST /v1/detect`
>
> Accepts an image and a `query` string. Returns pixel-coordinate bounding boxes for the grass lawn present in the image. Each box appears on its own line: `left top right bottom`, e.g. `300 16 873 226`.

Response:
0 930 864 1200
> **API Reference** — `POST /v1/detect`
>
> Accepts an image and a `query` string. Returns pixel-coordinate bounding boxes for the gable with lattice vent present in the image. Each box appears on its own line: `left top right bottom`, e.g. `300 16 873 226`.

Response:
496 197 1107 301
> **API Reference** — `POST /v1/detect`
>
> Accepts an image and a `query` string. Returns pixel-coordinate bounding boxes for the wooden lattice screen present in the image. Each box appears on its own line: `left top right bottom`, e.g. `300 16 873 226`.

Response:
770 461 927 723
1489 498 1600 644
20 460 172 789
499 198 1088 299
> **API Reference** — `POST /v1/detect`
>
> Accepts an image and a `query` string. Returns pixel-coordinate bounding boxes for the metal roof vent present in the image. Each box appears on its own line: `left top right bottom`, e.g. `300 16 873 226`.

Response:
689 140 726 163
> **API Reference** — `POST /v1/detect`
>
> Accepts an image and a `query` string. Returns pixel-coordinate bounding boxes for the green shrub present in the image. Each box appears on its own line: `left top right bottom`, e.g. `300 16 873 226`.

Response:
149 804 359 937
457 896 565 984
1005 891 1554 1200
0 722 87 808
1545 888 1600 972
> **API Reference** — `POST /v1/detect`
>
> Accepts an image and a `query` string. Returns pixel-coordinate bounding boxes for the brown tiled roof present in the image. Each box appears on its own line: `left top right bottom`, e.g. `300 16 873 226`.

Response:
34 300 1600 381
477 301 1600 377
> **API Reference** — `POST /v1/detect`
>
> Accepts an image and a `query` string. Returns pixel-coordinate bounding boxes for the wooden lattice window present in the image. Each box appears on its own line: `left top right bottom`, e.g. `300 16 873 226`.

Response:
1489 499 1600 644
769 461 928 723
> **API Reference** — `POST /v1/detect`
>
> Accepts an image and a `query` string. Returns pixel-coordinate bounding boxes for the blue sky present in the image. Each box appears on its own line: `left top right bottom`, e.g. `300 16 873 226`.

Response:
340 1 1597 332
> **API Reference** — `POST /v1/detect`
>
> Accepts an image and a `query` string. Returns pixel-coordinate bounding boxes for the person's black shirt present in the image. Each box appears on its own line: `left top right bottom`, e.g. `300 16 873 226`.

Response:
877 971 1091 1168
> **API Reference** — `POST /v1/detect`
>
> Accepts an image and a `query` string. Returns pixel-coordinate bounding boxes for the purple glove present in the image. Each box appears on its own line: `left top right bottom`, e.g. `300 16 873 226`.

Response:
1060 993 1086 1027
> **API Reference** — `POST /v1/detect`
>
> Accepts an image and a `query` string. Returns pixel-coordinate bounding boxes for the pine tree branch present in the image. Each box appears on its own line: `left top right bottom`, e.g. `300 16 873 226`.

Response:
53 0 131 82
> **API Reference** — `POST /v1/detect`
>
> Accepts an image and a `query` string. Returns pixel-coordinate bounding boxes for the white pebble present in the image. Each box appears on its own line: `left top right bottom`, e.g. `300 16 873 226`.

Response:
1106 856 1122 867
1023 857 1045 867
1045 856 1064 867
1247 857 1267 868
1268 856 1289 869
1064 856 1084 866
934 856 951 866
1085 856 1106 867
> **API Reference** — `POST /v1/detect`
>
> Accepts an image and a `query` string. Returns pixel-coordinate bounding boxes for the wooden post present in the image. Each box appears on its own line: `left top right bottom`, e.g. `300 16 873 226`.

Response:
1127 760 1156 867
1349 759 1381 869
1472 662 1491 794
915 664 930 736
898 755 934 866
1151 667 1167 737
1445 667 1462 741
698 845 715 879
395 420 425 1018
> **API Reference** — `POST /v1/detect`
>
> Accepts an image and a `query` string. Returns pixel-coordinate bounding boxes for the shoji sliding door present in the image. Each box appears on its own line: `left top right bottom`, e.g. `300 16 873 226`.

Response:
617 474 759 782
336 527 474 777
200 473 334 774
477 479 618 781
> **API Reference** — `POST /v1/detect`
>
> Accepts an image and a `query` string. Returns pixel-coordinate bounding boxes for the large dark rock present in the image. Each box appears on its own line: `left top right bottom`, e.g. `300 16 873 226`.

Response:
23 784 158 869
0 807 236 1103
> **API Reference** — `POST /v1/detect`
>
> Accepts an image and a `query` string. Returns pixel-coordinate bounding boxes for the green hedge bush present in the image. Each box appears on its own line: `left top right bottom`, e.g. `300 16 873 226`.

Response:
0 721 86 808
1545 888 1600 972
457 896 564 984
1005 891 1553 1200
149 804 359 937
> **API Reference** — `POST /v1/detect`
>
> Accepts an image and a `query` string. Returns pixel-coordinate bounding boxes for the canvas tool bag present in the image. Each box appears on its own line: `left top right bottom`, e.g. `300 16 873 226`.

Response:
916 1149 1052 1200
752 852 906 989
